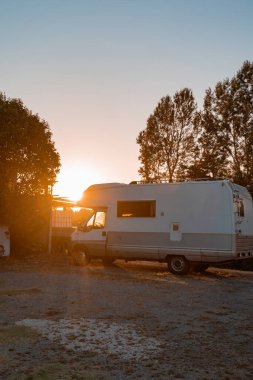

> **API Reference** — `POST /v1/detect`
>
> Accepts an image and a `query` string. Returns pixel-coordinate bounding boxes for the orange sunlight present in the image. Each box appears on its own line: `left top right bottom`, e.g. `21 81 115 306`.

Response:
53 165 100 202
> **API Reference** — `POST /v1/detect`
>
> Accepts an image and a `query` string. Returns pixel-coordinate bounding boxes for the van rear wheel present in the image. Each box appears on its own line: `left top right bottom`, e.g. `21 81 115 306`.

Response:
168 256 190 275
72 247 90 266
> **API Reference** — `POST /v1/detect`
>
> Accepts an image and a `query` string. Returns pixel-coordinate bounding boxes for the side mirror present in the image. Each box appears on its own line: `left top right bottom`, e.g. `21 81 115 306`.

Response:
77 223 92 232
77 222 84 231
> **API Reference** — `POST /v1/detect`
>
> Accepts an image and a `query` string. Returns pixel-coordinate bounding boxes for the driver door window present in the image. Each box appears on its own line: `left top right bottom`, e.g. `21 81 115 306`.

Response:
94 211 106 229
87 211 106 230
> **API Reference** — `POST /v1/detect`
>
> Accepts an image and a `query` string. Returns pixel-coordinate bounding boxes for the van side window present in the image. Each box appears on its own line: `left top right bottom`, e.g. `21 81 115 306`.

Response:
117 201 156 217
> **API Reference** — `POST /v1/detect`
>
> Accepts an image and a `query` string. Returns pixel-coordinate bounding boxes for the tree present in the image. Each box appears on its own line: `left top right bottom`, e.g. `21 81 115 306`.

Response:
230 61 253 186
0 93 60 198
194 61 253 188
137 88 198 182
187 88 229 179
0 93 61 255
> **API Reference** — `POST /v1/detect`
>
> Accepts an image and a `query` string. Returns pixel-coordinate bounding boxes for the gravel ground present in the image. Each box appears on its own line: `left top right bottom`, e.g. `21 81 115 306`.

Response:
0 257 253 379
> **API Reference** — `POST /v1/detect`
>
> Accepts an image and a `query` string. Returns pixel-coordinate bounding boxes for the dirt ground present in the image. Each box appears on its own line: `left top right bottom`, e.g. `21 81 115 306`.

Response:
0 257 253 380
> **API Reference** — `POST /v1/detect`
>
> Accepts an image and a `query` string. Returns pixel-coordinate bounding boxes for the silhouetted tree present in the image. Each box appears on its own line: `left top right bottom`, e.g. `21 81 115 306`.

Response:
0 93 61 255
0 93 60 199
137 88 198 182
192 61 253 188
186 88 228 179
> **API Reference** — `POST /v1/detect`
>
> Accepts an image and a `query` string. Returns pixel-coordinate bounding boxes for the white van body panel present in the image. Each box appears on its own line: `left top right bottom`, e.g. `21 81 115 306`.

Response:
71 180 253 264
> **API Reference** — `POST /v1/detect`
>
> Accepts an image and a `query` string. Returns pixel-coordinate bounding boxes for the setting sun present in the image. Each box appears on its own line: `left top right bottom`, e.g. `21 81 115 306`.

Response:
53 165 101 201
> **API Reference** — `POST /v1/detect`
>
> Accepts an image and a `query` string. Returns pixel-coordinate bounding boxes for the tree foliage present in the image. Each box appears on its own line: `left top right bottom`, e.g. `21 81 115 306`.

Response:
137 88 198 182
194 61 253 186
0 93 60 199
0 93 61 255
137 61 253 191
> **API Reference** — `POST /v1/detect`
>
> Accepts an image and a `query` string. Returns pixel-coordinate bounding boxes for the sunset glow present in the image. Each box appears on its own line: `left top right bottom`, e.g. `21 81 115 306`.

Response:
53 165 101 201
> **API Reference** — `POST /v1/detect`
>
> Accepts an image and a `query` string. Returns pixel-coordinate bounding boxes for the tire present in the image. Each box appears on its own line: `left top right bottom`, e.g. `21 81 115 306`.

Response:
168 256 190 275
192 263 209 273
102 258 115 267
72 246 90 266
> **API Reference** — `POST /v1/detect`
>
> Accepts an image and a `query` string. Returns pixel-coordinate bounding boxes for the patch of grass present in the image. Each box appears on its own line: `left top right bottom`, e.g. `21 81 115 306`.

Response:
0 325 39 344
0 287 42 296
44 308 61 317
238 321 253 330
206 310 229 316
11 363 104 380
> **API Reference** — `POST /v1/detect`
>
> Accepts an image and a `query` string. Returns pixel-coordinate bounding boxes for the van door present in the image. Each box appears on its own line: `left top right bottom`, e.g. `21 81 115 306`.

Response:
170 222 182 241
234 197 246 234
83 210 107 257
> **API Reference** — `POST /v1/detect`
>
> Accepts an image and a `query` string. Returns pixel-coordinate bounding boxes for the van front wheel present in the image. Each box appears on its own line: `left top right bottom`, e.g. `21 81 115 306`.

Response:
168 256 190 275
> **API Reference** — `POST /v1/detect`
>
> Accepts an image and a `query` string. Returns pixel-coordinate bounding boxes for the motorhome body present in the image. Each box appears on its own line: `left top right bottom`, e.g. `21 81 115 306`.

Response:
71 180 253 274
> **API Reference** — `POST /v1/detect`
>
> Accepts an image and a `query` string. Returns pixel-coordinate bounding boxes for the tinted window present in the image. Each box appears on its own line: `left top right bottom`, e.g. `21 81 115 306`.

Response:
117 201 156 217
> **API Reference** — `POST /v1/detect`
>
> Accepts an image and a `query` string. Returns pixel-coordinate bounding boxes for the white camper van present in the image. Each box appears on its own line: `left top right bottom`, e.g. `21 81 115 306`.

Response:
0 225 10 258
70 180 253 274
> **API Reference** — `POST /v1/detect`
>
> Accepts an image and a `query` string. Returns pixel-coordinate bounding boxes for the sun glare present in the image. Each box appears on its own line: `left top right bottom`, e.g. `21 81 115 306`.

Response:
53 166 100 201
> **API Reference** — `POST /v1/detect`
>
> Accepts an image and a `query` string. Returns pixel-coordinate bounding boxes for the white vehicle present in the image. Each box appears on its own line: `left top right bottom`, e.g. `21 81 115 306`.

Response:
0 225 10 258
71 179 253 274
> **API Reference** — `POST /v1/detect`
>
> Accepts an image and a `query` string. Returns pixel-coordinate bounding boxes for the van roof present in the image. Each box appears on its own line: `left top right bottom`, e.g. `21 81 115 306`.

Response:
87 179 228 189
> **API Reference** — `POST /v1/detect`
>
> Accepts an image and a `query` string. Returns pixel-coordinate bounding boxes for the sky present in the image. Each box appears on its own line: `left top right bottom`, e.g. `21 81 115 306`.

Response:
1 0 253 200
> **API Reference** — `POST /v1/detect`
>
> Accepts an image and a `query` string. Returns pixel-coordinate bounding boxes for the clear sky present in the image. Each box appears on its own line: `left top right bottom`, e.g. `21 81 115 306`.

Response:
1 0 253 200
